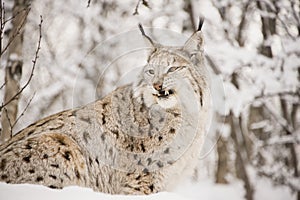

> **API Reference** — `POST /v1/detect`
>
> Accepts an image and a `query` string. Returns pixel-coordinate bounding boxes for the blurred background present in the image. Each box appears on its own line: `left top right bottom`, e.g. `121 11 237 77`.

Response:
0 0 299 200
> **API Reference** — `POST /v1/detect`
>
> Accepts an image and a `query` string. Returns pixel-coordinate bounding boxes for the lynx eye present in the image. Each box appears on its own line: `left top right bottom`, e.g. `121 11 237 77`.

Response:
146 69 155 75
167 66 180 73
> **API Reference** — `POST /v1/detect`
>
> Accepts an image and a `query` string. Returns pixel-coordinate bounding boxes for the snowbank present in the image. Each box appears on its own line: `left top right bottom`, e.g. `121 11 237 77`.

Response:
0 178 294 200
0 181 244 200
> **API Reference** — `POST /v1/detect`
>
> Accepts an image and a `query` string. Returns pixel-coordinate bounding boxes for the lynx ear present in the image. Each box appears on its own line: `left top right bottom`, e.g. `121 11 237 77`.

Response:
183 17 204 54
138 24 158 50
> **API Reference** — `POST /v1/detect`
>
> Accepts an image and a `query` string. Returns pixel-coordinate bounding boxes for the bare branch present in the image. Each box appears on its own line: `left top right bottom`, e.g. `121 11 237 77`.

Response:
0 15 43 111
0 0 4 54
265 134 300 146
258 170 300 192
0 6 30 56
277 16 297 40
11 92 35 129
254 90 300 101
0 80 6 90
262 101 294 134
3 6 29 24
290 1 300 36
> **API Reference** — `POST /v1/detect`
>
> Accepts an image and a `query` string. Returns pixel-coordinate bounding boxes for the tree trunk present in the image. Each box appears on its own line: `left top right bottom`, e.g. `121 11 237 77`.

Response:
230 113 253 200
215 135 229 184
0 0 29 143
236 1 251 47
281 98 299 200
183 0 196 32
257 0 277 58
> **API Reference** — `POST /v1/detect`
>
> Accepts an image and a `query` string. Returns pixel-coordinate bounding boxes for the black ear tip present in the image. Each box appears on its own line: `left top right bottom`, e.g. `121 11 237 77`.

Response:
138 23 155 46
197 17 204 31
138 23 146 36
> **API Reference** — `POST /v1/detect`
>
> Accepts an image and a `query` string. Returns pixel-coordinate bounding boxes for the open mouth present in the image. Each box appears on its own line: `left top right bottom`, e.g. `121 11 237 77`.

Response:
154 89 175 98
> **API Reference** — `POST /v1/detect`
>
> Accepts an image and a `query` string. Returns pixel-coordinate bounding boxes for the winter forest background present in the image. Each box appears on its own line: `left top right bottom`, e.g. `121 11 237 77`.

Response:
0 0 299 200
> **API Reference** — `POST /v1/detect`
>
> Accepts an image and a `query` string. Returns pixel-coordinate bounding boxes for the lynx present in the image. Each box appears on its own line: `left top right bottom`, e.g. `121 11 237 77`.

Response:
0 19 210 195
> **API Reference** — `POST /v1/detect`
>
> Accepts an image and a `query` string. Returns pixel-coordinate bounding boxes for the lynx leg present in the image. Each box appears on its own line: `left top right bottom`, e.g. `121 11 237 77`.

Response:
0 133 89 189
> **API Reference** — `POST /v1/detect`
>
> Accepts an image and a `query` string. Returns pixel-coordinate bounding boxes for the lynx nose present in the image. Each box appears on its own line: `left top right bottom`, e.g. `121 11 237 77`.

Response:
153 82 163 91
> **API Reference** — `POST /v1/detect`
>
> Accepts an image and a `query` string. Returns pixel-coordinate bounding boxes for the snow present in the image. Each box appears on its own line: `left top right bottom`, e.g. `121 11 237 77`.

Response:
0 182 219 200
0 183 190 200
0 177 295 200
0 181 241 200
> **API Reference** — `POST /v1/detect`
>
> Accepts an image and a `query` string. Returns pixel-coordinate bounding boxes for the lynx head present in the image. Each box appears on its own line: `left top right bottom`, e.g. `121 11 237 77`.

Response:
134 18 207 110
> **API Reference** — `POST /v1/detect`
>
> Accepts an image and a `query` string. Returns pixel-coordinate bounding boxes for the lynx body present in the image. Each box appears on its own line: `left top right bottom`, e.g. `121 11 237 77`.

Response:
0 21 210 194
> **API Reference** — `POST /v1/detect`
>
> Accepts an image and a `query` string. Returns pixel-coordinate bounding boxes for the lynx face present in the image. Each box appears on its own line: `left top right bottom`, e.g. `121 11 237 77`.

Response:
140 49 194 109
134 23 205 109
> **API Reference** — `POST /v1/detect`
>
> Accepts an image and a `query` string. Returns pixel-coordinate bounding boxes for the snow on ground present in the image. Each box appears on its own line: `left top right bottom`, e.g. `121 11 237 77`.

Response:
0 181 240 200
253 178 295 200
0 178 294 200
0 183 189 200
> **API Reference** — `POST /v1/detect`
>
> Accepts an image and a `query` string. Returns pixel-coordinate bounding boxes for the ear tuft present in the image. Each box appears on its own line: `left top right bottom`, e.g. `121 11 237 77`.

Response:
197 17 204 32
183 17 205 54
138 23 156 48
138 24 146 37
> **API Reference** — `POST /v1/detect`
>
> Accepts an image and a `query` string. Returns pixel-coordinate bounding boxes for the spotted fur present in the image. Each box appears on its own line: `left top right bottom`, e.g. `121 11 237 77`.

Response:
0 22 210 194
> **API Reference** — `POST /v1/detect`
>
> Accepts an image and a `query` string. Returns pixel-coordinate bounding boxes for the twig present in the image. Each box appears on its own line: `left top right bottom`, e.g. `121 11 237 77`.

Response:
277 16 297 40
0 0 4 54
258 170 300 192
0 15 43 111
262 101 294 134
0 1 2 28
11 92 35 129
265 134 300 146
254 90 300 101
0 7 30 56
3 6 30 24
291 1 300 34
0 80 6 90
